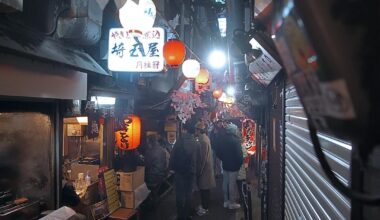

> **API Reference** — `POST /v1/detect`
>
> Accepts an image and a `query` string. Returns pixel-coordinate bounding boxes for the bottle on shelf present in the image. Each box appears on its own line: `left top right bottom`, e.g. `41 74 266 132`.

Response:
85 171 91 187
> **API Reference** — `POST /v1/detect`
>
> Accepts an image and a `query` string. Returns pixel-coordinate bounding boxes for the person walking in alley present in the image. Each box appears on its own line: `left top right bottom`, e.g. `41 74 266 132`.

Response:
194 121 216 216
144 133 169 191
215 123 243 210
169 121 201 220
210 121 223 178
237 134 250 219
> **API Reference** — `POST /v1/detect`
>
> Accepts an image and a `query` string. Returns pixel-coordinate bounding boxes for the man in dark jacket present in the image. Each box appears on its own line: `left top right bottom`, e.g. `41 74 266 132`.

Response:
144 134 169 190
169 121 201 220
215 123 243 209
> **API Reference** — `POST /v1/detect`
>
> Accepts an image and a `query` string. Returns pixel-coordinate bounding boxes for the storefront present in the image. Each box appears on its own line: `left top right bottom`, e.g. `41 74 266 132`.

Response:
0 21 109 218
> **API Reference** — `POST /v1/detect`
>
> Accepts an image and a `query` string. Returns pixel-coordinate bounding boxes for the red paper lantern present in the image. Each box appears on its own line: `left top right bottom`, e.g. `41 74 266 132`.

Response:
212 89 223 99
163 39 186 67
115 115 141 151
195 68 210 84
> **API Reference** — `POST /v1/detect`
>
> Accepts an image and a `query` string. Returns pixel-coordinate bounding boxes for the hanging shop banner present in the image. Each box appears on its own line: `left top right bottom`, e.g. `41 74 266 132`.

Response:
248 38 282 86
108 27 164 72
242 119 256 154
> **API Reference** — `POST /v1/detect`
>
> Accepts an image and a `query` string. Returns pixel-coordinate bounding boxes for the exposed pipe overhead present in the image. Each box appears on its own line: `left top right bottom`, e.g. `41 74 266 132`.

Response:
57 0 109 46
226 0 245 84
0 0 23 12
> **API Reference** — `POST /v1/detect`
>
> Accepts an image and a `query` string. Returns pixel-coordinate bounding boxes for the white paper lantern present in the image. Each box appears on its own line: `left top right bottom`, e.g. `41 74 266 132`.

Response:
119 0 156 30
182 59 200 79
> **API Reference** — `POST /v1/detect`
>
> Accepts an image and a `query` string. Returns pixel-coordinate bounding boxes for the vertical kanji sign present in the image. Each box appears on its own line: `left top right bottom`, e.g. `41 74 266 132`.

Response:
108 27 164 72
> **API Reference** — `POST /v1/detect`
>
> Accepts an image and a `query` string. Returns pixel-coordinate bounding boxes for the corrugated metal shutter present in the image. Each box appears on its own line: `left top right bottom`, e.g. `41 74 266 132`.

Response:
284 85 351 220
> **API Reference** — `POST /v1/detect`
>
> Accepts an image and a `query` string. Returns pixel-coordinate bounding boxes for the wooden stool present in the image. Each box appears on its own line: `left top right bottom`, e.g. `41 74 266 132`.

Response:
109 208 138 220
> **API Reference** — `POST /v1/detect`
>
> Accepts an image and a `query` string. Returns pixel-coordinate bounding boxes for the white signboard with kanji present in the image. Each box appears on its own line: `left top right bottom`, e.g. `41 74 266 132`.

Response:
248 38 282 85
108 27 164 72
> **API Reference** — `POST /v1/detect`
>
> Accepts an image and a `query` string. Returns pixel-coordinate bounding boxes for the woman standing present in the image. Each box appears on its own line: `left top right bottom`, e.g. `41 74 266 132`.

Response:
194 121 216 216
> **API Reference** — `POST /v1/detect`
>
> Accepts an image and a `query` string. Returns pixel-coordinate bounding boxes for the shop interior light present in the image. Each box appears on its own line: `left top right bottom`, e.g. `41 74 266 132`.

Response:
226 86 235 96
91 96 116 105
208 50 226 69
218 92 235 104
76 116 88 125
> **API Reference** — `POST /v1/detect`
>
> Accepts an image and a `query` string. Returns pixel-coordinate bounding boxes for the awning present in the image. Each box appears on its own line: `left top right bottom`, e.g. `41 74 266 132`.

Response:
0 22 109 76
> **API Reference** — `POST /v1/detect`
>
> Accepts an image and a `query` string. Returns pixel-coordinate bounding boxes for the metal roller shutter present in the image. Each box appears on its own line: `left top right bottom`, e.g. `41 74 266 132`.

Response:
284 85 351 220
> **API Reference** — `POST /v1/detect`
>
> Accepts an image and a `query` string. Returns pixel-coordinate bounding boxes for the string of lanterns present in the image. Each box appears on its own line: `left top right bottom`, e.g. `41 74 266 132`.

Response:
118 0 233 106
163 39 203 79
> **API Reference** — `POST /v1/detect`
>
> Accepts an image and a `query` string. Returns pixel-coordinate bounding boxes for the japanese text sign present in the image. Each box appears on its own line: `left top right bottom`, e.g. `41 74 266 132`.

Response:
108 27 164 72
248 38 282 86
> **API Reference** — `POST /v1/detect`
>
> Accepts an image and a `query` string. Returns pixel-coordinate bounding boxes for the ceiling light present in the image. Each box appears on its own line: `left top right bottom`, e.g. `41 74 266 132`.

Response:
91 96 116 105
76 117 88 125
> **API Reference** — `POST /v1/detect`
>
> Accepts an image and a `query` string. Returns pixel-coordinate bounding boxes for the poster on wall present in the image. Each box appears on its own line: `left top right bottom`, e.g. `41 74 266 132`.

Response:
108 27 164 72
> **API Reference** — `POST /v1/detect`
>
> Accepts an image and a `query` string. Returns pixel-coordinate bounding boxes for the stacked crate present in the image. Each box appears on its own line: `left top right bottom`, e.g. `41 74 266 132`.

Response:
116 166 150 209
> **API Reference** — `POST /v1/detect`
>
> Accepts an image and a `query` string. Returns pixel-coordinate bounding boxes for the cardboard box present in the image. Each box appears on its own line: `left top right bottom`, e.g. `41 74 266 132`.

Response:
116 166 145 191
119 183 150 209
109 208 137 220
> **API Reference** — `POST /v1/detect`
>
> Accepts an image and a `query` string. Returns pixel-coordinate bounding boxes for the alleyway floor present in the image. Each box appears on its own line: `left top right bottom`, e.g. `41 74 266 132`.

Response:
140 177 250 220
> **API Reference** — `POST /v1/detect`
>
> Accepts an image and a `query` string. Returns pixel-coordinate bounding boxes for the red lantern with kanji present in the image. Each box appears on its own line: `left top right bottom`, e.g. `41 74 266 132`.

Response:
242 119 256 154
163 39 186 67
115 115 141 151
195 68 210 84
212 89 223 99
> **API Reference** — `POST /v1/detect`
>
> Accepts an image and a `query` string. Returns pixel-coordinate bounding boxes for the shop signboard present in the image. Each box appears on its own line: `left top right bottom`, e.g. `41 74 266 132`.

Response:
108 27 164 72
248 38 282 86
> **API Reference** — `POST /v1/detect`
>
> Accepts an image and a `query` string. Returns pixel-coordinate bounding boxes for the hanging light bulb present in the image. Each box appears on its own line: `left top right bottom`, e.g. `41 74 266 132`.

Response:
182 59 200 79
219 92 235 104
208 50 226 69
226 86 235 96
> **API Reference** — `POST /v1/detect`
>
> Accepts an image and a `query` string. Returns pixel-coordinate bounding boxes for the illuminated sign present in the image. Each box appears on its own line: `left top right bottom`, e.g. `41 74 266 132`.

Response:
108 27 164 72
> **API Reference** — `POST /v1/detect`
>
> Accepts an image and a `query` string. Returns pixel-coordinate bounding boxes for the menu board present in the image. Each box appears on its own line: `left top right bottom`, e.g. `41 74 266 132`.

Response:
103 169 120 213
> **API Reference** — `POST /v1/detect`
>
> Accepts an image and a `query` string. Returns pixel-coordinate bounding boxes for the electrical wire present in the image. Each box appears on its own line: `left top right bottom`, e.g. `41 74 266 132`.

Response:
307 119 380 205
45 7 70 36
156 10 205 64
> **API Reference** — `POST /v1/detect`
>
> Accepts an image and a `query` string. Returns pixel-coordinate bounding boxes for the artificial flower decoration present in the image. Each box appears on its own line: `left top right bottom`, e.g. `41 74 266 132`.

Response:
171 90 206 123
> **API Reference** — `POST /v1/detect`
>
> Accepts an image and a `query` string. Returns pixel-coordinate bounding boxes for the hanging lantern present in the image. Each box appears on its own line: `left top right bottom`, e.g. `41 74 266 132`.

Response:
195 68 210 84
182 59 200 79
212 89 223 99
119 0 156 30
115 115 141 151
242 119 256 152
163 39 186 67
